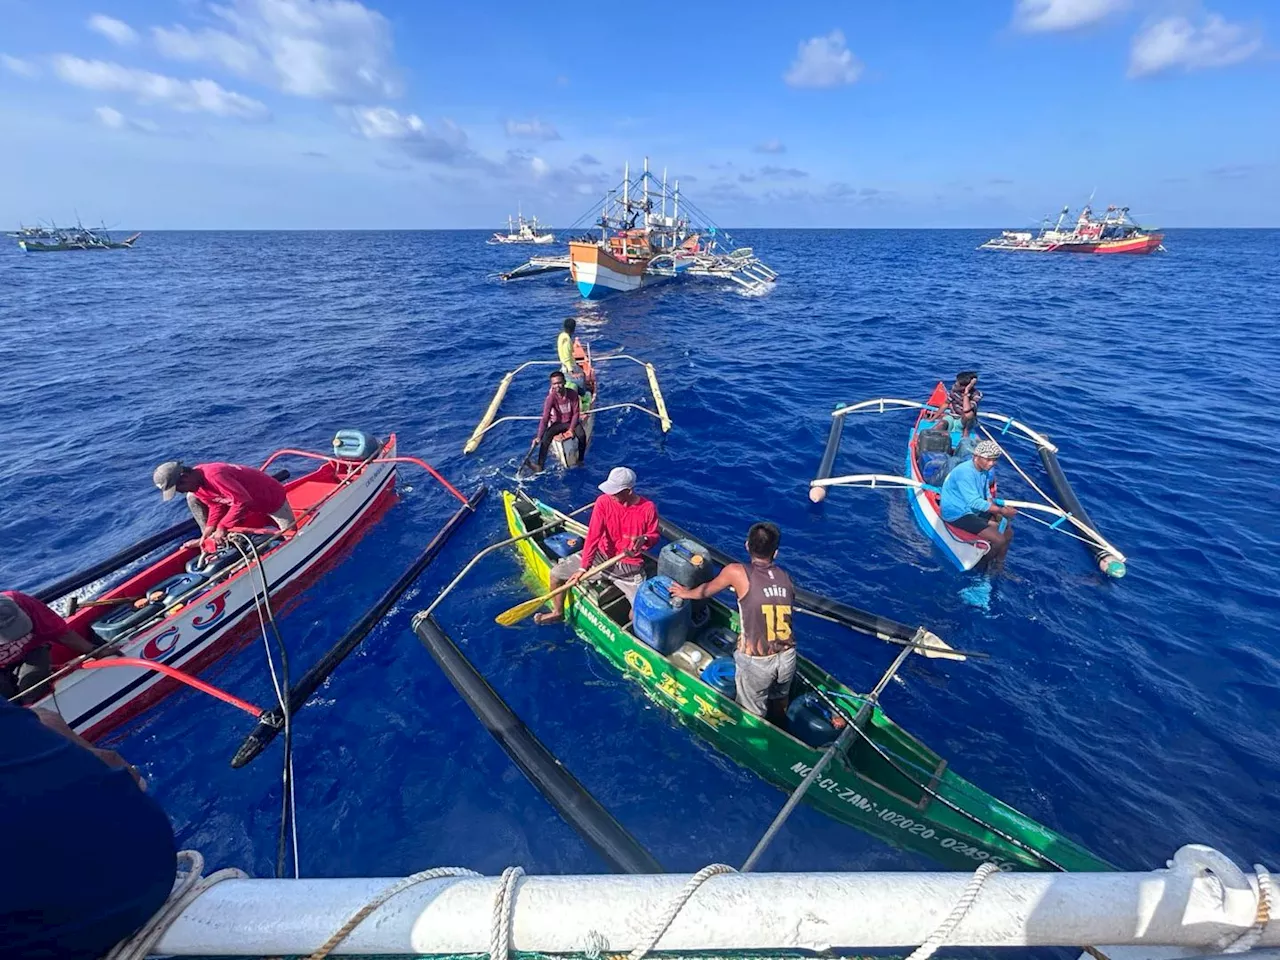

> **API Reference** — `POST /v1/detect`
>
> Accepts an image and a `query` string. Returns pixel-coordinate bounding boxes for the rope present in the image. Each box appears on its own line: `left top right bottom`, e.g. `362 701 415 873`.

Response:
1214 864 1274 954
627 864 737 960
104 850 247 960
306 867 482 959
902 861 999 960
490 866 526 960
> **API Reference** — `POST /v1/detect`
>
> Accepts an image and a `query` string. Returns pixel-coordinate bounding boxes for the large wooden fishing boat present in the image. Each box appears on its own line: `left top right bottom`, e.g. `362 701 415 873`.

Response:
503 490 1110 872
979 204 1163 254
17 221 141 252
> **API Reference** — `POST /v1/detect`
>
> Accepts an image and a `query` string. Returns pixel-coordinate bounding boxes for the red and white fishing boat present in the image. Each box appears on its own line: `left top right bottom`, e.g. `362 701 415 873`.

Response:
980 204 1163 254
28 431 412 740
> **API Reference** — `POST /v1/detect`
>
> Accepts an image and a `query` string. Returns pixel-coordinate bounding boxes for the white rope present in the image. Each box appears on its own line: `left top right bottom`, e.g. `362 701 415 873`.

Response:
490 865 526 960
104 850 247 960
903 861 999 960
1215 864 1274 954
306 866 482 959
978 422 1063 513
627 864 737 960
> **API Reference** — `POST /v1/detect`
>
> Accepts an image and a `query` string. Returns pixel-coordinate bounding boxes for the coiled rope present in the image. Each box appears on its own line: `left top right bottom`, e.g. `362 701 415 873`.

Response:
104 851 247 960
1215 864 1274 954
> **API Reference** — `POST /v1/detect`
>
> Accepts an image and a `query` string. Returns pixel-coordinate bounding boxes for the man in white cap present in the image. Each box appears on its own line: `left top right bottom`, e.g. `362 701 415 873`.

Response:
534 466 659 625
939 439 1017 569
153 460 296 548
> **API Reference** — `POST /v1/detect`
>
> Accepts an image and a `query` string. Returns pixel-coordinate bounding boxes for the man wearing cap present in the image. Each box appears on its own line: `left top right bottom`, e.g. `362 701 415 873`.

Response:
534 467 659 625
940 439 1017 568
153 460 296 548
1 591 108 702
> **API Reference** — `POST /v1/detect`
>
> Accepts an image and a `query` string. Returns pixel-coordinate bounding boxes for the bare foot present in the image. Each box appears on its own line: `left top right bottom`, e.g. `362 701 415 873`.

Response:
533 611 563 625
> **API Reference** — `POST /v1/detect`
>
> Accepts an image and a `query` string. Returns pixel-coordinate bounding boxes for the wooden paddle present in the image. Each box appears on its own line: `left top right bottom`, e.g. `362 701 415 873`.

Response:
495 553 626 627
66 589 166 616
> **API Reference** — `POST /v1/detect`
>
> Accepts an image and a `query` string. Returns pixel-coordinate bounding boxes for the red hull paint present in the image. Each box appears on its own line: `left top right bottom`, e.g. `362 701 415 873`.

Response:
1054 233 1163 255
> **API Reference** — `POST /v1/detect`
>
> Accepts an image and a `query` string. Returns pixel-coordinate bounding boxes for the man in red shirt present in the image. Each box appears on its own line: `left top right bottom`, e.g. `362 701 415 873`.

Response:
153 460 296 547
530 370 588 470
0 591 107 702
534 467 659 625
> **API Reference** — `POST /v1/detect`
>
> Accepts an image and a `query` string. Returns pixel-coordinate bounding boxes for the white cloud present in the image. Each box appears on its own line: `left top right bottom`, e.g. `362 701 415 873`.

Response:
348 106 472 162
53 56 269 119
530 156 550 176
754 138 786 154
1 54 39 78
1129 13 1262 77
784 30 863 89
88 14 139 46
94 105 160 133
1013 0 1126 33
153 0 401 102
504 118 561 140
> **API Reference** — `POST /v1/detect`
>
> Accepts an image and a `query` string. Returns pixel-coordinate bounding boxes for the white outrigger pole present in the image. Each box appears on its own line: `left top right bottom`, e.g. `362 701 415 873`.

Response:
810 396 1127 577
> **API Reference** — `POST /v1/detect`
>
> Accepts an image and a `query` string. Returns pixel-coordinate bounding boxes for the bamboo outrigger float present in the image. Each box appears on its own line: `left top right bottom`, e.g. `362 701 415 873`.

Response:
501 158 778 298
810 383 1127 579
463 347 671 467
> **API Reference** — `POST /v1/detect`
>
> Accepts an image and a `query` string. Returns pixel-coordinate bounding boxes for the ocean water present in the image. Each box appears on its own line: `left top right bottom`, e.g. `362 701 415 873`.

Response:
2 229 1278 881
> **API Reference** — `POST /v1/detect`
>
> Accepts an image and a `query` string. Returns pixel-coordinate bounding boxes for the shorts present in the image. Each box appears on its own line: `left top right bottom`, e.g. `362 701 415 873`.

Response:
269 501 297 532
549 552 644 602
734 646 797 718
948 511 993 535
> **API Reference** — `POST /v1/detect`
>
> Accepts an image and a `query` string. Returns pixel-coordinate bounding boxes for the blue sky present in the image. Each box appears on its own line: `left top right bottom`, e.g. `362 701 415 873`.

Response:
1 0 1275 228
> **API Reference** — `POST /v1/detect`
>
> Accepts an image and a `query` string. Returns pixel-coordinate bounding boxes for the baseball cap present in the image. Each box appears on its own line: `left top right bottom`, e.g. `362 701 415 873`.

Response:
153 461 186 501
598 466 637 495
0 595 34 645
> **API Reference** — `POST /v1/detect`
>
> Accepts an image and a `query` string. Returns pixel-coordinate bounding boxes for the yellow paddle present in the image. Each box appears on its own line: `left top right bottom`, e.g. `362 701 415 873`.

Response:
495 553 626 627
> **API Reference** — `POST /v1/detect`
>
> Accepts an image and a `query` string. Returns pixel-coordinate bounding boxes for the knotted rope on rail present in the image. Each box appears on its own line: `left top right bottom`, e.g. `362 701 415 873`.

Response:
903 861 1000 960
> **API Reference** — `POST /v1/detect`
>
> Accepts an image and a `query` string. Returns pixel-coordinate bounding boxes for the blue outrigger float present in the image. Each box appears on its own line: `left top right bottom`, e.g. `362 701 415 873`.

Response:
809 382 1126 579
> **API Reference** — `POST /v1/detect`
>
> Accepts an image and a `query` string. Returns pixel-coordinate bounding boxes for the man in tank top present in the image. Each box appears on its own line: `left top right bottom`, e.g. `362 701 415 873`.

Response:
670 523 795 724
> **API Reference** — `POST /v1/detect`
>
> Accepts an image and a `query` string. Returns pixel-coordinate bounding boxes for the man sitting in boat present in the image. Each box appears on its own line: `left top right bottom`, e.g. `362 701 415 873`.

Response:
0 591 109 702
670 522 799 726
531 371 588 470
153 460 296 548
939 439 1017 569
944 371 983 441
557 317 591 395
534 467 658 625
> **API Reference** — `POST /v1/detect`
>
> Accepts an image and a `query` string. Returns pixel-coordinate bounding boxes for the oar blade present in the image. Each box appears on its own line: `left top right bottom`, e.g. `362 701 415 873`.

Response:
911 630 967 662
495 595 548 627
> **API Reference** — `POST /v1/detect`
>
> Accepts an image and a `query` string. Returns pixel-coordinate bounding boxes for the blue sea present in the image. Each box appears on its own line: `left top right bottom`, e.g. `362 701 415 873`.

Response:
2 229 1278 881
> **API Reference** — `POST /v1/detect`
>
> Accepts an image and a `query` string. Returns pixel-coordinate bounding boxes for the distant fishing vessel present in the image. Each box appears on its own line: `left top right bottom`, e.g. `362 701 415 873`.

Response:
502 158 778 298
980 204 1163 254
489 211 556 245
17 221 141 252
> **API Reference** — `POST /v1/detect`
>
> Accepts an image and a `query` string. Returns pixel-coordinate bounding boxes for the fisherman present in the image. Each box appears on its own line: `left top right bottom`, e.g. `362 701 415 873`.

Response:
530 371 588 470
2 698 176 960
534 467 658 625
557 316 590 395
940 439 1017 569
153 460 296 548
670 523 797 725
944 371 983 437
0 591 111 703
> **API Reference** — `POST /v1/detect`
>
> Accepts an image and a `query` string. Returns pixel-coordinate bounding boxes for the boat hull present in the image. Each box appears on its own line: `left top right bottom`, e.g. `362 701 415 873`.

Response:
503 491 1109 872
1052 233 1163 254
569 241 650 299
34 439 399 739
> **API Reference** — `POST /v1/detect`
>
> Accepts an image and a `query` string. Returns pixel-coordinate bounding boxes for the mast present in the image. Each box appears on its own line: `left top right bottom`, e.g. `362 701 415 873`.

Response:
673 179 680 235
643 156 649 228
622 161 629 218
661 167 668 220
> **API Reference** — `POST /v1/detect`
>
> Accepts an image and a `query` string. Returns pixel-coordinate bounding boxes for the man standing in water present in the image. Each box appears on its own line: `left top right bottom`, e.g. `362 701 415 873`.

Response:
940 439 1017 569
670 523 796 726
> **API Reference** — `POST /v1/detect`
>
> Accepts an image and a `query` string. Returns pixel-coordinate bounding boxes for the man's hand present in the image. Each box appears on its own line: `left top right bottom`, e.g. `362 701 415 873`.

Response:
530 436 540 447
555 430 572 441
181 538 202 550
87 645 121 660
669 582 694 600
210 528 227 546
566 569 587 587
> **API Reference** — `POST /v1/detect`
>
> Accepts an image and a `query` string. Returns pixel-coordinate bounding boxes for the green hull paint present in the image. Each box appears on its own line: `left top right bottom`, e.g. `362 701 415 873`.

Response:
504 491 1111 873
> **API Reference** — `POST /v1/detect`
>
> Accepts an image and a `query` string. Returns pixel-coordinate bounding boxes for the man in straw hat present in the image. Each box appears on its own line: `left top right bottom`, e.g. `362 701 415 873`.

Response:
940 439 1017 569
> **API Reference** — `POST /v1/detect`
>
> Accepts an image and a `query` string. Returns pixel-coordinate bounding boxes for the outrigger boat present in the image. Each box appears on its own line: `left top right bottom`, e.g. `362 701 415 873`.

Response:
489 211 556 245
463 342 671 468
501 158 778 298
979 204 1163 254
20 430 476 740
500 490 1110 871
17 221 141 252
810 383 1127 579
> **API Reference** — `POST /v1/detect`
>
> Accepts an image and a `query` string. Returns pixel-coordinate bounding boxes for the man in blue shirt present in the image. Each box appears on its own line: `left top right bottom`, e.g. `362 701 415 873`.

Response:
940 439 1018 569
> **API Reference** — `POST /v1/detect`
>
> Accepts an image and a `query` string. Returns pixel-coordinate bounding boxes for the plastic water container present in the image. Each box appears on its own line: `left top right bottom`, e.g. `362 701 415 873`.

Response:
700 655 737 700
920 451 950 486
698 625 738 656
543 531 584 559
333 429 380 461
92 571 208 642
631 575 692 655
786 692 841 747
657 539 712 589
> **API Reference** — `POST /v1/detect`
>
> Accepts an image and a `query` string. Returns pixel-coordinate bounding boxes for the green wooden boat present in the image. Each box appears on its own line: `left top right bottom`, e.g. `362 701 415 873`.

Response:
504 490 1111 872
